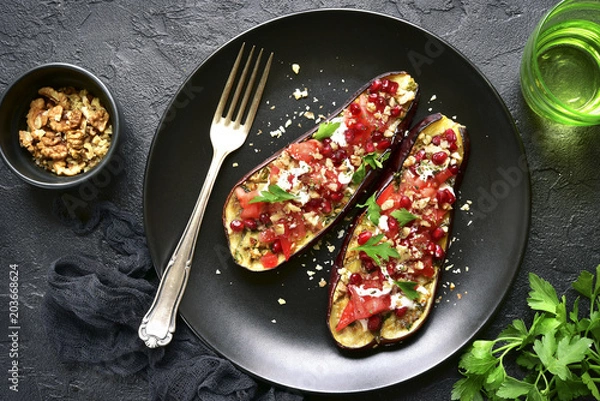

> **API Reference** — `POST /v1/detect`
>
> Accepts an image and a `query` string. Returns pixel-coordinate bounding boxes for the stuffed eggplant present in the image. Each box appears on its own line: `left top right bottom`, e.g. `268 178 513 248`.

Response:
327 113 469 350
223 72 419 271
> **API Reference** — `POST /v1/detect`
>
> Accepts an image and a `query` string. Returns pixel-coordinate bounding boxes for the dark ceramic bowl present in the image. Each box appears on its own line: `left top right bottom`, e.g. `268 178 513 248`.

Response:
0 63 120 189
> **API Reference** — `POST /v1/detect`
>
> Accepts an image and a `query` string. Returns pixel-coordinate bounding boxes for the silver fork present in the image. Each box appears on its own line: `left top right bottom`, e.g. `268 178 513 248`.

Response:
139 43 273 348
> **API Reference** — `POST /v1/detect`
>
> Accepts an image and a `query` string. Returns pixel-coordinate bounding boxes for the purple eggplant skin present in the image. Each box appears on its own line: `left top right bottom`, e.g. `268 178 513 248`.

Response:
222 72 420 272
327 113 470 351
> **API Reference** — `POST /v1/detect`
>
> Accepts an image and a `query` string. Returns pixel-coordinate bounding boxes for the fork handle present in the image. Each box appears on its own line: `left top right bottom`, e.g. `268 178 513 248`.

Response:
138 148 228 348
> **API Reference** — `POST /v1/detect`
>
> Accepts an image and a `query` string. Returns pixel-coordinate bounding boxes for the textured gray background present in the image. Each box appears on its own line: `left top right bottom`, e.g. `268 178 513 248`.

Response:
1 0 599 400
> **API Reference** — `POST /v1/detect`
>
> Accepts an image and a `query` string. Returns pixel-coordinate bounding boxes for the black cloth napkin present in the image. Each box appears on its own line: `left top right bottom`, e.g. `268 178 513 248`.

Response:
42 201 304 401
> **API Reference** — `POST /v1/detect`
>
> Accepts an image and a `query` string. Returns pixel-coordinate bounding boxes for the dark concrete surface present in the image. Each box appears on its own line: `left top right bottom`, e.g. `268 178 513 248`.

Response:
0 0 598 400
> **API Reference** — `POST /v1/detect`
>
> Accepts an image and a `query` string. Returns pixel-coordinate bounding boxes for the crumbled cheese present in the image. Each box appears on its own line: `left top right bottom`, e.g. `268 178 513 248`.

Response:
216 269 221 274
278 298 287 305
291 63 300 74
232 162 239 168
318 278 327 288
429 94 437 102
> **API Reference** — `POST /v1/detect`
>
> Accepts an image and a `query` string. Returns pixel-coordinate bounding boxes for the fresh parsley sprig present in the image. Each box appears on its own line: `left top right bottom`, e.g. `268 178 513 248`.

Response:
312 121 341 140
249 184 297 204
352 152 391 184
394 280 420 301
357 193 381 225
452 265 600 401
352 233 399 266
390 208 418 226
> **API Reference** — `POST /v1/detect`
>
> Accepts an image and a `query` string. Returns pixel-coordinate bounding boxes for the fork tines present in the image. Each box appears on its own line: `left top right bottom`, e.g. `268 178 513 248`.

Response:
214 43 273 130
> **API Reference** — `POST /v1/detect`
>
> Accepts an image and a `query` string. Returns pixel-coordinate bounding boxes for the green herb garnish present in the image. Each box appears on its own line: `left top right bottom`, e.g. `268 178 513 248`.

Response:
312 121 341 140
390 208 418 226
357 193 381 225
249 184 297 204
352 233 399 266
452 265 600 401
394 280 420 301
352 152 390 184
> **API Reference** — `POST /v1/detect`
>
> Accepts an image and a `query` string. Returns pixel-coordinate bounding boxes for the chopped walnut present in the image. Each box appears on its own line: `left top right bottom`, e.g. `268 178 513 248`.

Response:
18 86 113 176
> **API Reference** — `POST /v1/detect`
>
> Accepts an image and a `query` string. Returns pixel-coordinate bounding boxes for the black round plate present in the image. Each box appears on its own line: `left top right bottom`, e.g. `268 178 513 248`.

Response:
143 9 530 394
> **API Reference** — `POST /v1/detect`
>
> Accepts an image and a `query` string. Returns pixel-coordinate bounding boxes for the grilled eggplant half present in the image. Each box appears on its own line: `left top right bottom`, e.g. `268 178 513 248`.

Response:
327 113 469 350
223 72 419 271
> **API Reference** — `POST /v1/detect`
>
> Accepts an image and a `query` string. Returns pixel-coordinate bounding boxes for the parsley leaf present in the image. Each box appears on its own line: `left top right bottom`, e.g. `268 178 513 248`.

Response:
390 208 418 226
394 280 420 300
249 184 297 204
452 266 600 401
312 121 341 140
357 193 381 225
352 233 399 265
352 152 390 184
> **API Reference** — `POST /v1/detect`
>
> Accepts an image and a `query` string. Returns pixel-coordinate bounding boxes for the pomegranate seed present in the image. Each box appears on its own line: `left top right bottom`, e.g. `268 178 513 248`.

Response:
389 216 399 230
364 259 377 272
427 241 437 254
444 128 457 143
431 135 442 146
259 213 271 225
390 105 403 116
369 79 382 92
399 195 412 209
376 139 392 150
359 250 371 262
445 189 456 204
329 192 344 202
395 306 408 318
368 93 379 103
388 81 399 94
354 122 367 132
349 102 361 116
371 130 383 142
437 189 456 205
320 199 332 214
271 239 283 254
331 149 348 166
436 189 448 205
243 219 258 230
375 96 387 111
349 273 362 285
365 142 375 153
321 143 333 157
230 219 244 232
433 244 445 260
344 129 355 143
449 142 458 152
380 79 391 93
415 149 426 162
367 315 382 331
449 164 459 175
432 151 448 165
431 227 445 241
357 231 372 245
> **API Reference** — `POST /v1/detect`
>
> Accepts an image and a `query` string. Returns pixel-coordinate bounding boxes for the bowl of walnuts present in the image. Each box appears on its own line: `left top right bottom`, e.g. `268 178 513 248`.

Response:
0 63 121 189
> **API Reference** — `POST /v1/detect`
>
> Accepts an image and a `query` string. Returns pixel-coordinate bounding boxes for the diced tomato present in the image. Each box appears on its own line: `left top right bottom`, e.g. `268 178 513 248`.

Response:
269 165 280 184
288 139 322 162
235 187 265 220
335 284 391 331
416 255 435 278
258 228 277 244
376 183 397 207
435 168 454 185
279 236 292 261
260 252 279 269
336 299 356 331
